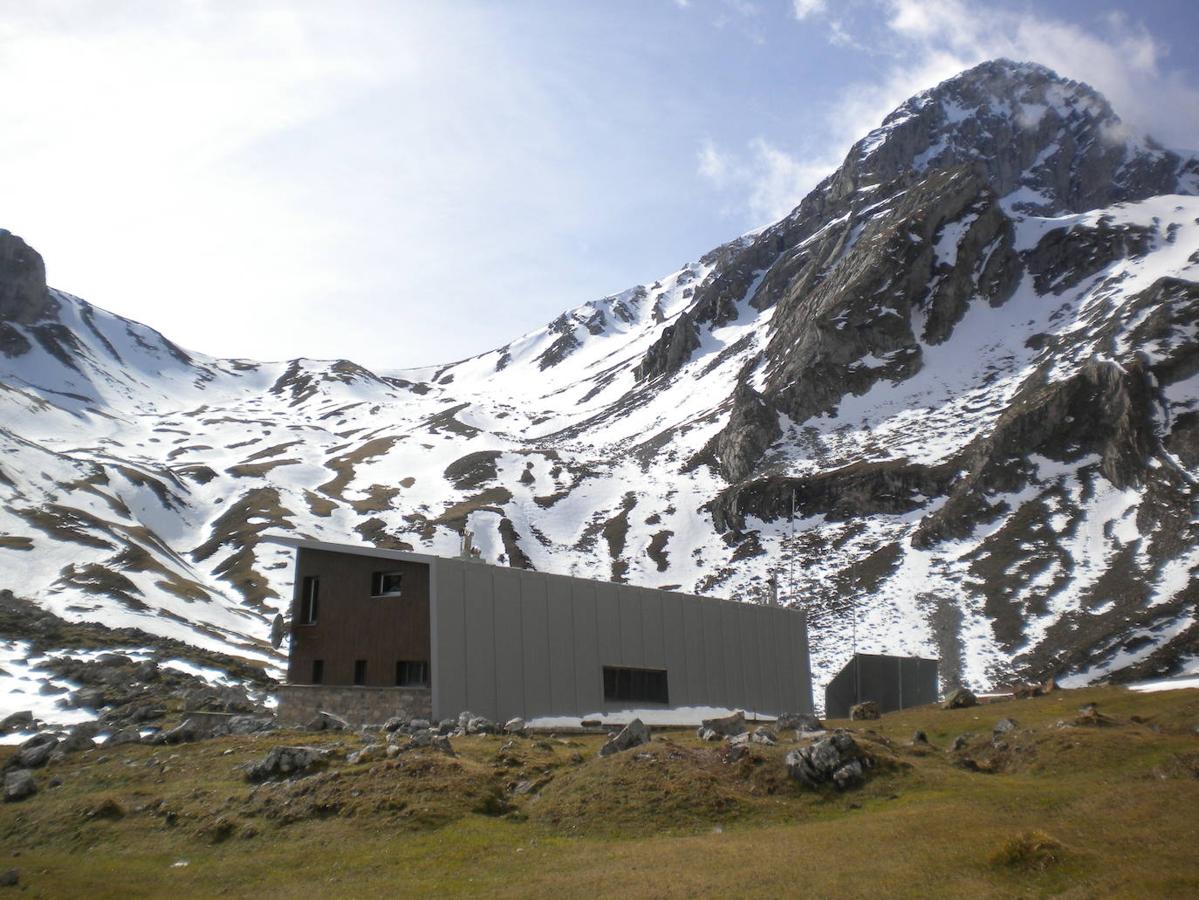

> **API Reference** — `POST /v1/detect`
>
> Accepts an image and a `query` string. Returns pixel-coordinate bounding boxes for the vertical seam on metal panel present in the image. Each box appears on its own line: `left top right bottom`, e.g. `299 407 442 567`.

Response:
429 561 439 720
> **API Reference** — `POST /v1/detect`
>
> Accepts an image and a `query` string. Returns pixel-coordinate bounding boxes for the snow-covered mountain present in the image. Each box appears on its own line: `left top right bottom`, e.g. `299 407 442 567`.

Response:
2 60 1197 696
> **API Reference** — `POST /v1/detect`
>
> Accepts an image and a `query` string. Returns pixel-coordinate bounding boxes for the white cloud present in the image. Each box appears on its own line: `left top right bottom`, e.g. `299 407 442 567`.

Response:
792 0 827 20
697 137 829 224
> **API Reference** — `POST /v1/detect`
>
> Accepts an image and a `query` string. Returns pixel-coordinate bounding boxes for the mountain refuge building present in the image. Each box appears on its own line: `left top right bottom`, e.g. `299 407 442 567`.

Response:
276 540 814 726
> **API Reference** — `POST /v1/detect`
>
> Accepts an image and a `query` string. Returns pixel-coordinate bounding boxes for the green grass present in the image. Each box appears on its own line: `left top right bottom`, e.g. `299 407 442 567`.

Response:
2 684 1198 897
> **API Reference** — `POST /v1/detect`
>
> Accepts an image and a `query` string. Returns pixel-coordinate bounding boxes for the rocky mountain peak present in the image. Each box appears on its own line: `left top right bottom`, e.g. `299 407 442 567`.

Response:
837 58 1186 216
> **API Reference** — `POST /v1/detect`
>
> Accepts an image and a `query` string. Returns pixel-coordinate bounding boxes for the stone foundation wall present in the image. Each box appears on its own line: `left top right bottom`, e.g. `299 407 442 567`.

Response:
275 684 432 726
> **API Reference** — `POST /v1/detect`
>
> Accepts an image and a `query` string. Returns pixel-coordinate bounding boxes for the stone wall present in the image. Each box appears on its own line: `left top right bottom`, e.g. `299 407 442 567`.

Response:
275 684 432 726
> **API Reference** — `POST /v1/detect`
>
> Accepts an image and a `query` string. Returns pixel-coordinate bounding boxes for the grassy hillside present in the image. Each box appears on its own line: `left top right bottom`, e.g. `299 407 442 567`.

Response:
2 683 1198 898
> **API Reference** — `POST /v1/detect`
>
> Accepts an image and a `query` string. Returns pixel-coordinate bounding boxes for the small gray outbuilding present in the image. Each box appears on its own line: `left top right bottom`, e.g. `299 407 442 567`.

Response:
278 540 814 725
823 652 939 719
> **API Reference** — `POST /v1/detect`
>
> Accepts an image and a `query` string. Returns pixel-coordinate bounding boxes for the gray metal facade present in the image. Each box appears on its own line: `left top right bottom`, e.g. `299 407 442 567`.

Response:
286 540 813 723
429 557 813 722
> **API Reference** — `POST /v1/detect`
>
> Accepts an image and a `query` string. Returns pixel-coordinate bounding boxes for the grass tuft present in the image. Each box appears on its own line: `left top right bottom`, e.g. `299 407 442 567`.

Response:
988 829 1065 871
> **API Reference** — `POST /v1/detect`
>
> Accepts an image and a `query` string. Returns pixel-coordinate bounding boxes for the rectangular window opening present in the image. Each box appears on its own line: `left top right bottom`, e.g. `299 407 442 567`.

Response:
395 660 429 687
311 659 324 685
353 659 367 686
298 576 319 624
602 666 669 704
371 571 403 597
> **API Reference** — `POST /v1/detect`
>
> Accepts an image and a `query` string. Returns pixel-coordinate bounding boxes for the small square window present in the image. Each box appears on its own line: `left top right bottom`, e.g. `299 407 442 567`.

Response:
354 659 367 685
371 571 403 597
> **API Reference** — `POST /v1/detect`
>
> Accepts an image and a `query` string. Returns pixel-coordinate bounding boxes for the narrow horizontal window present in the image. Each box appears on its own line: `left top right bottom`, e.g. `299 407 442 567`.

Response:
396 660 429 687
602 666 669 704
371 570 403 597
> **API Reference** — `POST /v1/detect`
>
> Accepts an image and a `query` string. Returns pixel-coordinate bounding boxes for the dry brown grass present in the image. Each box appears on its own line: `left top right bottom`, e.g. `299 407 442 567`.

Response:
0 684 1197 897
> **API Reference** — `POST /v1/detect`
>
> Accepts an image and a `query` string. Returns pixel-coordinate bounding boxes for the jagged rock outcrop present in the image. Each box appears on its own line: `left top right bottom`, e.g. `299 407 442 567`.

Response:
0 230 55 326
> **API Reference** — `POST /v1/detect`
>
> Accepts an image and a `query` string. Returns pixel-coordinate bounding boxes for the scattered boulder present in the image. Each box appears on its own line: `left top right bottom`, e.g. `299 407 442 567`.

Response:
306 711 350 732
382 716 407 733
0 711 32 733
15 739 58 769
68 688 107 711
347 743 386 766
3 769 37 802
751 726 778 745
430 735 456 756
992 718 1018 740
1074 703 1116 727
457 711 476 731
410 718 432 731
58 731 96 754
106 728 143 747
849 701 881 721
699 710 746 737
436 718 457 735
785 731 871 790
942 688 977 709
778 712 824 733
951 733 974 752
244 747 330 783
503 717 527 736
400 728 436 749
68 721 101 740
598 719 651 758
722 741 749 763
466 716 496 735
0 869 16 887
228 715 276 735
159 717 228 745
696 727 721 742
912 730 929 745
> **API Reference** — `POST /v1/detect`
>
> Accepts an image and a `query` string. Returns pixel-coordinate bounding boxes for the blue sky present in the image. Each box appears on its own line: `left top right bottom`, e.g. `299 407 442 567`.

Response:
3 0 1198 368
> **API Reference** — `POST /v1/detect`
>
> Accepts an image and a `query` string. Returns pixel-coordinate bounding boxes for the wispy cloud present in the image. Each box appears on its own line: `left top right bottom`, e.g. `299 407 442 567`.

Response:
697 137 828 224
791 0 827 20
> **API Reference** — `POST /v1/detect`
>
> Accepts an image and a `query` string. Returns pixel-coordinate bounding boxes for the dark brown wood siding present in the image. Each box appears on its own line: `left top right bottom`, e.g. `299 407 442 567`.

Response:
287 548 431 687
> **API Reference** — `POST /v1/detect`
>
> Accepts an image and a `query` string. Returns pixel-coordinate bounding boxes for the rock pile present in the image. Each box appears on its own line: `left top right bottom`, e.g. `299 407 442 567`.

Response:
244 747 330 783
785 731 872 790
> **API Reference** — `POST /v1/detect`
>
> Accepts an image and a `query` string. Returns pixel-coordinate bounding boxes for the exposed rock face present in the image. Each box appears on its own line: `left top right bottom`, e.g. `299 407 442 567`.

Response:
0 230 56 326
